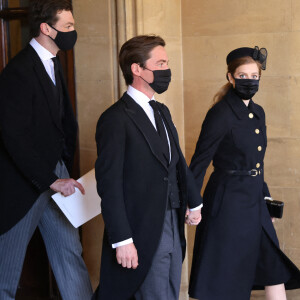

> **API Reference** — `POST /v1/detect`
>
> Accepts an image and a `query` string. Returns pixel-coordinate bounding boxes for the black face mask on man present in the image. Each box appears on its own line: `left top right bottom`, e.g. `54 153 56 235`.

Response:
233 78 260 100
48 24 77 51
141 68 172 94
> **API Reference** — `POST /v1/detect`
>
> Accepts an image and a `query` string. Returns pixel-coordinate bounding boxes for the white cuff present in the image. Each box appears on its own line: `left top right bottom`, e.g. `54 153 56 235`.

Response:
189 203 203 211
264 196 273 201
112 238 133 249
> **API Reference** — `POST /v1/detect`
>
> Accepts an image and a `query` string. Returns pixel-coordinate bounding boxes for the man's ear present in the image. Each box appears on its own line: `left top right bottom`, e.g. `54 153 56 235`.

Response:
131 63 141 77
40 23 51 36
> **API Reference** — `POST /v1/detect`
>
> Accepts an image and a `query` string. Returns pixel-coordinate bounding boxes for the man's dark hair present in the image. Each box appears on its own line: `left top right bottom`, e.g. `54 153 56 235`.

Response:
29 0 73 38
119 35 165 85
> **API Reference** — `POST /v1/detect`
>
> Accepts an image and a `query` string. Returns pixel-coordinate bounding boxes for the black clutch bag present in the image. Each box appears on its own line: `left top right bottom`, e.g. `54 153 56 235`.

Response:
265 198 284 218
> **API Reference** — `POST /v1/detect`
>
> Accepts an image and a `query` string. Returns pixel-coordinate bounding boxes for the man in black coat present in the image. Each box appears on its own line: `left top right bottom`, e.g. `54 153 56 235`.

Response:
0 1 92 299
93 35 202 300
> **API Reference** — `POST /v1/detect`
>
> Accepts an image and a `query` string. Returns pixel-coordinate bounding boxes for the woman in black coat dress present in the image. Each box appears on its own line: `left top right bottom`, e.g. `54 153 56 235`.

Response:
189 46 300 300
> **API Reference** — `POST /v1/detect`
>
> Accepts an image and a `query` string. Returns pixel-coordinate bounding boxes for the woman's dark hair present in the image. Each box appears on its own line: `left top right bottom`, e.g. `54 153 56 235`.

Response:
119 35 165 85
213 56 262 105
29 0 73 38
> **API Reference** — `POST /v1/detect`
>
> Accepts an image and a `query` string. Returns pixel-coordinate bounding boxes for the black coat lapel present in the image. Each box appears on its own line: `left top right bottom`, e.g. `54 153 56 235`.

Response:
122 93 168 170
158 103 181 153
225 88 261 120
28 45 63 132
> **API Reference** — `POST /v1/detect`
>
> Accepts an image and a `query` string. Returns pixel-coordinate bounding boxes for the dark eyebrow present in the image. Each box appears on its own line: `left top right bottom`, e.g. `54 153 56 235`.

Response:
237 71 258 74
156 59 168 64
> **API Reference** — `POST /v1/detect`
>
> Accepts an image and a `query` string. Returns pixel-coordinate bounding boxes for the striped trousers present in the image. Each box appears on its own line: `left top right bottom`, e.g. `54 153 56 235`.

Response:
0 161 93 300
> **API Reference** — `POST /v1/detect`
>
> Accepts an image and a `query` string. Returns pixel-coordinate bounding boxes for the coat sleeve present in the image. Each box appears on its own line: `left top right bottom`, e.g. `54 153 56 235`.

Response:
260 106 271 198
160 103 202 209
190 105 229 192
95 111 133 245
0 67 58 192
263 182 271 198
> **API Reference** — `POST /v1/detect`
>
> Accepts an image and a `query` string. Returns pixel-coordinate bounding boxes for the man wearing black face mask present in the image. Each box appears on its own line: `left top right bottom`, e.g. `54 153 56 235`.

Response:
93 35 202 300
0 1 92 299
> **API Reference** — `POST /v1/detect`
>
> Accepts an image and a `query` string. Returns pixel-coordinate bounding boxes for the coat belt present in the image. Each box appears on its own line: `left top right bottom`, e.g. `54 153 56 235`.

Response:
214 168 263 177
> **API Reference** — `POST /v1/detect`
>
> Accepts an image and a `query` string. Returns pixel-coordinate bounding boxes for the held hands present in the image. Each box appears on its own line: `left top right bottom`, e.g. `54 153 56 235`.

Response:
116 243 139 269
50 178 85 196
185 208 202 226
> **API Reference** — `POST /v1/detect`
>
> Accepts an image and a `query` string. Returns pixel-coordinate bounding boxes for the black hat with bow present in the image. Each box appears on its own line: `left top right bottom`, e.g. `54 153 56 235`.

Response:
226 46 268 70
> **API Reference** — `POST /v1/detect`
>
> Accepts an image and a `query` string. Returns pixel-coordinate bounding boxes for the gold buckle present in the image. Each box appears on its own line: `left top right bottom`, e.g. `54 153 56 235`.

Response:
251 169 258 177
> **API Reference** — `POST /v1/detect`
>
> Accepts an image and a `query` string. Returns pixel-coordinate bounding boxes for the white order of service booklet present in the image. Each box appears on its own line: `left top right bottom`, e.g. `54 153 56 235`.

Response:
52 169 101 228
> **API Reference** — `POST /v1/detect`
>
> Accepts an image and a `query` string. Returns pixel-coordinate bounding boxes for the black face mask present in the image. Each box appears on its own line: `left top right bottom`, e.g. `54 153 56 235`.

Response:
142 68 172 94
233 78 259 100
48 24 77 50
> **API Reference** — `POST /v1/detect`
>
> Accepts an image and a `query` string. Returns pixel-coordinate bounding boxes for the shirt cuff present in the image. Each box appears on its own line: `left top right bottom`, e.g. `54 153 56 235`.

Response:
189 204 203 211
264 196 273 201
112 238 133 249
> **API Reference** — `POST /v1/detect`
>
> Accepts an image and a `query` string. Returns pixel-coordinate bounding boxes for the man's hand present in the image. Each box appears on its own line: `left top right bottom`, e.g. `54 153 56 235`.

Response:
116 243 139 269
50 178 85 196
185 209 202 226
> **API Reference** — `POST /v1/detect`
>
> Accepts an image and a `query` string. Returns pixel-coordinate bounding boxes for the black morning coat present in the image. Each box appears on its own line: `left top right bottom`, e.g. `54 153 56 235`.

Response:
0 45 77 235
189 88 300 300
93 92 202 300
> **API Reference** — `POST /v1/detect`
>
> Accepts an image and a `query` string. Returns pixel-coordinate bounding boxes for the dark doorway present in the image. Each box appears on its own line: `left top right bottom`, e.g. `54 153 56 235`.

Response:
0 1 80 299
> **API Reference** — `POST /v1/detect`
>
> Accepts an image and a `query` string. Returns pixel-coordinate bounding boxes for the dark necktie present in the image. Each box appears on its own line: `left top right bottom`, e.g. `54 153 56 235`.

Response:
149 100 170 163
51 56 64 120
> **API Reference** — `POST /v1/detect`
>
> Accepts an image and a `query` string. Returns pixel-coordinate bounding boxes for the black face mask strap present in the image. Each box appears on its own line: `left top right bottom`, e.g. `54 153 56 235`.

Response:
139 75 151 85
46 23 58 42
47 23 58 32
138 66 153 84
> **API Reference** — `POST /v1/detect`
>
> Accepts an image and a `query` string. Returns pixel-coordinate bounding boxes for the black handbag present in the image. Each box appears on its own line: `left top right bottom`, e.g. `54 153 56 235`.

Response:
265 198 284 218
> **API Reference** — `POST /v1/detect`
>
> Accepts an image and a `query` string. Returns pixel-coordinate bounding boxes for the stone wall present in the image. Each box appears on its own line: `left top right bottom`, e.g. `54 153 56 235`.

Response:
73 0 300 298
182 0 300 299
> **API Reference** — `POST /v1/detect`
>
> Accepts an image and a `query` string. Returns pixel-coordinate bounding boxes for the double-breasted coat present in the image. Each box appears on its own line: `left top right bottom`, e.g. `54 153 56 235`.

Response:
93 92 202 300
189 88 300 300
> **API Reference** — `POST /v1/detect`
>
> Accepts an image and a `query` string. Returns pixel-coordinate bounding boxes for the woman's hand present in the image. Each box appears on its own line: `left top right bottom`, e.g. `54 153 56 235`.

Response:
185 209 202 226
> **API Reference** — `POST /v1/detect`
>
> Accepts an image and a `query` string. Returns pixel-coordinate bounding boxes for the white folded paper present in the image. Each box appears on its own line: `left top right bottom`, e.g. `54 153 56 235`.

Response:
52 168 101 228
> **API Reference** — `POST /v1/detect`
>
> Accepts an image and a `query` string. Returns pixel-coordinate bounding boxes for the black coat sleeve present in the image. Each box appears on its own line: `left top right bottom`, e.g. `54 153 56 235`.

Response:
190 105 229 192
0 66 58 192
259 106 271 198
160 103 202 209
95 110 133 245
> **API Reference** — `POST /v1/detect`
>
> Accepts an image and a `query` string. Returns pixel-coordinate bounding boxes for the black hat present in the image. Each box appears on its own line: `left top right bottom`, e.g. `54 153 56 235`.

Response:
226 46 268 70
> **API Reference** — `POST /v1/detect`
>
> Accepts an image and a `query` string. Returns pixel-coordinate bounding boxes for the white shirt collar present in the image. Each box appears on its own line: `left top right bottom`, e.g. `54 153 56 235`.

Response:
127 85 155 109
29 38 55 62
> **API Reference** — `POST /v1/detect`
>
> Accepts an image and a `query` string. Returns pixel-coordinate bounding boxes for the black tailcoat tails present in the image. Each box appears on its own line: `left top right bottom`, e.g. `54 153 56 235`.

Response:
0 45 77 235
189 88 300 300
93 92 202 300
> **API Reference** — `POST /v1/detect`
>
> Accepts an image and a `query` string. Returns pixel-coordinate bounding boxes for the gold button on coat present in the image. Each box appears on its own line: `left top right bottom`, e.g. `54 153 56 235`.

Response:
256 163 260 168
258 146 262 151
255 129 260 134
249 113 254 119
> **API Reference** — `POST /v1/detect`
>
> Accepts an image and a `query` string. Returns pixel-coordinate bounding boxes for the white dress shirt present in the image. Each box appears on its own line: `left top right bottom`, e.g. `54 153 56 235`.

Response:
112 86 201 248
29 38 56 84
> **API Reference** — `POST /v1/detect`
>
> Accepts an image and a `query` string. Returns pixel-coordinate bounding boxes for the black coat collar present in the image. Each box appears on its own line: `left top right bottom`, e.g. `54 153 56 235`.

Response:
122 92 169 170
27 45 64 133
225 88 262 120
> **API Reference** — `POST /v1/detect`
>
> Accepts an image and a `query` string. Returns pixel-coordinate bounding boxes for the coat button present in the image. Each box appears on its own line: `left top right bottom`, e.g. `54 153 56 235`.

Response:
258 146 262 151
164 177 168 181
256 163 260 168
255 129 260 134
249 113 254 119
